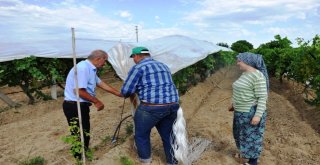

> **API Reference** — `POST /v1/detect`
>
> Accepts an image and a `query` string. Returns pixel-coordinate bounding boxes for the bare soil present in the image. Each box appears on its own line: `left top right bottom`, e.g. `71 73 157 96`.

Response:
0 66 319 165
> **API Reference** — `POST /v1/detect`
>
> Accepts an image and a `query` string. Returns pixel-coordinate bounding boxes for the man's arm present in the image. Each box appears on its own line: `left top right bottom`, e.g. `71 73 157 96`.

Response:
78 88 104 111
121 67 141 98
97 81 123 97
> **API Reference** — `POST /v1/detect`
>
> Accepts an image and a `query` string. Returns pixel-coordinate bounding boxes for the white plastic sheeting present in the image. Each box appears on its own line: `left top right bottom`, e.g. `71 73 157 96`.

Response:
0 35 228 80
0 39 120 62
107 35 228 80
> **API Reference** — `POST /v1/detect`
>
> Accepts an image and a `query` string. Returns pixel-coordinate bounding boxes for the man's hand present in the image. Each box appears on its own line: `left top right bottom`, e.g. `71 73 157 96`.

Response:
78 89 104 111
251 116 261 125
94 100 104 111
130 94 138 109
116 91 123 97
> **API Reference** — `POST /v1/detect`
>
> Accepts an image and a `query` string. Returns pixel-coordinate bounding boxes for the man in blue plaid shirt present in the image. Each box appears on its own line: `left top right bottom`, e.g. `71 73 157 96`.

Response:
121 47 179 165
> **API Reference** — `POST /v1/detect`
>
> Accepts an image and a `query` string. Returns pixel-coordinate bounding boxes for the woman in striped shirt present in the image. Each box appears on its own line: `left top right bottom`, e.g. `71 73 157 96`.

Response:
230 52 269 165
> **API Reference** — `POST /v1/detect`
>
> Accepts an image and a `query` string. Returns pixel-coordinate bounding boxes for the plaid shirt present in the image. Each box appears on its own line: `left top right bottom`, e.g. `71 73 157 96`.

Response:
121 57 179 104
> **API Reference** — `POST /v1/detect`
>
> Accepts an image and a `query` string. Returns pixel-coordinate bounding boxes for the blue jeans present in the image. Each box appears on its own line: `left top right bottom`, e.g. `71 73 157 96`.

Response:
134 103 179 164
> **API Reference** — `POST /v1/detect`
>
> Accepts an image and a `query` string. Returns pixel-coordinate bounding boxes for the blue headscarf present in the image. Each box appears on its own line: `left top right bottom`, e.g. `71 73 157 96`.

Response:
237 52 269 92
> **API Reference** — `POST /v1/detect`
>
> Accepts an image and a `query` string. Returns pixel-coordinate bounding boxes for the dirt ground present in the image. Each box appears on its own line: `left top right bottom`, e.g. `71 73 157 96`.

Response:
0 66 320 165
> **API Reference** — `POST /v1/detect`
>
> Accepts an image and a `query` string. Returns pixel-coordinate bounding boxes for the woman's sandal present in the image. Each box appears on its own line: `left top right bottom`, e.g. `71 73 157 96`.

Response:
234 153 240 158
234 153 249 164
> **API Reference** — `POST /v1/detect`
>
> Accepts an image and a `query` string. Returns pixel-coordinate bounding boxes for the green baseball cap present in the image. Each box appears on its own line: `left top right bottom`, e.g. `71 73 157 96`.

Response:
130 46 150 58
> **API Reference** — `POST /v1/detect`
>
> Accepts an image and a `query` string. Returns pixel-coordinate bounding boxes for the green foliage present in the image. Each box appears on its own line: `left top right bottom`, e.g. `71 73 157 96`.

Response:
173 51 235 94
231 40 254 53
254 35 294 81
292 35 320 104
85 149 94 161
193 54 216 81
253 48 276 76
61 119 93 161
213 51 237 67
216 42 229 48
254 47 295 81
173 67 196 94
0 57 71 104
255 34 320 105
97 62 113 76
125 123 134 135
100 135 112 144
254 34 294 79
61 120 83 160
258 34 292 49
19 156 46 165
120 156 134 165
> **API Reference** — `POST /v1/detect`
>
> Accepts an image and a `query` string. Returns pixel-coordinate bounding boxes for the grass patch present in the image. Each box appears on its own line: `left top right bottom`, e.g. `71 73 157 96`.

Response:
125 123 134 136
19 156 46 165
120 156 134 165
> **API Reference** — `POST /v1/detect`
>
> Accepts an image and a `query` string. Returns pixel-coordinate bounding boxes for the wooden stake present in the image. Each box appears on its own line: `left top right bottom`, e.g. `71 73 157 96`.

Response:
71 27 86 164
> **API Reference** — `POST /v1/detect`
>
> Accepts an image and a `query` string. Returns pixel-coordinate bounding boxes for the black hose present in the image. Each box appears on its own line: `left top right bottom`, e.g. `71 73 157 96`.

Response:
111 98 134 144
111 114 132 143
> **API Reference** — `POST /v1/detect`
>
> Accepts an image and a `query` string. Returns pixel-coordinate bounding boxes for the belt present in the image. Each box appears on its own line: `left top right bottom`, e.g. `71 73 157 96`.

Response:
140 102 177 106
64 100 92 106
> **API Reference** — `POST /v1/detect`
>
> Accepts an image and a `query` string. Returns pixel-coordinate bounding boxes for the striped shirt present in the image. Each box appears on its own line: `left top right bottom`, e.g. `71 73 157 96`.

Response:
121 57 179 104
232 70 268 117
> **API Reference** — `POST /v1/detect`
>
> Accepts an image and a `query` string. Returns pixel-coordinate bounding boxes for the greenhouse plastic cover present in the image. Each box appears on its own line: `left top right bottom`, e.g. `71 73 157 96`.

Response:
0 35 228 80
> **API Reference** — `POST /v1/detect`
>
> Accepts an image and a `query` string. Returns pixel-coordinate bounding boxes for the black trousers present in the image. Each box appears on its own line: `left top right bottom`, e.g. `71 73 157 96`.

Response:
63 101 91 154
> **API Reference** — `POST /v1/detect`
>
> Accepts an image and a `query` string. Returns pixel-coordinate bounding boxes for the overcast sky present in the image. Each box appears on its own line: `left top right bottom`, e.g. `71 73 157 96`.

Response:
0 0 319 47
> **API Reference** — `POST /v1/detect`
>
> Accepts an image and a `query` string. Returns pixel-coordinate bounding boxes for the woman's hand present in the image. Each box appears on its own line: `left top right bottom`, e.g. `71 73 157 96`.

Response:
251 116 261 125
228 104 234 112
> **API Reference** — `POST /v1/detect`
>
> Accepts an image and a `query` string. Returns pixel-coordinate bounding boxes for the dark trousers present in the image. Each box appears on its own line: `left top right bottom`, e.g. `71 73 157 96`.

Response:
63 101 91 158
